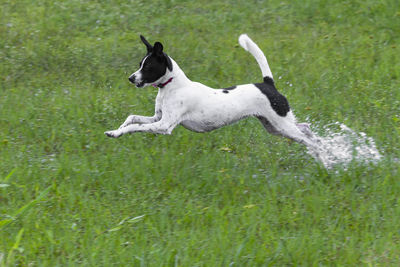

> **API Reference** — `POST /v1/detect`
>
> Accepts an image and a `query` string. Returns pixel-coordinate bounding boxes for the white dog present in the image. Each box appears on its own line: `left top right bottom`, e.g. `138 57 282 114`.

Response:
105 34 317 152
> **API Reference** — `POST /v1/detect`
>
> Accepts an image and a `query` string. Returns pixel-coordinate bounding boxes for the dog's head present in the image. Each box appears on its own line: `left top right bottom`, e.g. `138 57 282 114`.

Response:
128 35 173 88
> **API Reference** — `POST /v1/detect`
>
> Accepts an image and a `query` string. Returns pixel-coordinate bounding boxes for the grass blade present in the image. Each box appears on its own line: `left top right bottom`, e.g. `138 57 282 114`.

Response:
6 228 24 265
2 169 16 183
0 186 51 230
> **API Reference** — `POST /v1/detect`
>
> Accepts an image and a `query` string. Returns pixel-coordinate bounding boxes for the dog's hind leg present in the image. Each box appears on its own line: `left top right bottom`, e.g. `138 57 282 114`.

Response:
266 117 319 150
257 116 281 136
257 115 323 162
283 127 317 149
257 115 319 154
257 116 313 142
296 123 315 139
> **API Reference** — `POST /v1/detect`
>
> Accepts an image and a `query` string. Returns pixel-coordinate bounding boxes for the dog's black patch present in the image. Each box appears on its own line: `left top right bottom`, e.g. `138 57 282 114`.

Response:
254 77 290 117
138 36 173 85
222 85 237 94
263 76 274 85
140 54 168 84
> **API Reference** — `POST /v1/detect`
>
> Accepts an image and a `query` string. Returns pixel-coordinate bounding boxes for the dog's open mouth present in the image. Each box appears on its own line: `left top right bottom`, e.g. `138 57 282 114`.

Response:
136 81 145 88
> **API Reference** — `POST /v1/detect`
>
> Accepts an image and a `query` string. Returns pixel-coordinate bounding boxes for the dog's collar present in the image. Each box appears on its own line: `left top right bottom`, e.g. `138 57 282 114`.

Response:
154 77 173 88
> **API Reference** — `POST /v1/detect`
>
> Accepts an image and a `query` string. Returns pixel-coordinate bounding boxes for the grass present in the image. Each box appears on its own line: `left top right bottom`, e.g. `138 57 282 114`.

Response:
1 0 400 265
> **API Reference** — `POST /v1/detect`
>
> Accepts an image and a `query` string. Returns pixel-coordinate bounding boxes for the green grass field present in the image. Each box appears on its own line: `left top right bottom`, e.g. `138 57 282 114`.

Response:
1 0 400 265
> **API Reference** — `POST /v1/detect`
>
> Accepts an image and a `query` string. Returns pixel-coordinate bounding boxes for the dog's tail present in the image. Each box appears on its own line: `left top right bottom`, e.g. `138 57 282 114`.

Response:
238 34 273 81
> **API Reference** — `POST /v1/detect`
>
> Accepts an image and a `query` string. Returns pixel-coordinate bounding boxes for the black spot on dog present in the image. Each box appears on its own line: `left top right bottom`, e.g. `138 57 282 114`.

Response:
222 85 237 94
254 77 290 117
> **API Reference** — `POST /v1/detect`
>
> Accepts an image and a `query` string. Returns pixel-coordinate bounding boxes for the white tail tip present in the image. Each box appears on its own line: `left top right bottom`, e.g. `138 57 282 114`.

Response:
238 34 250 51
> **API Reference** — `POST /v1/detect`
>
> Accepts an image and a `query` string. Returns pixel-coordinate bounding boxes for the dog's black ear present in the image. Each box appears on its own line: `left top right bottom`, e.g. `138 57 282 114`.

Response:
153 42 164 56
154 42 172 71
165 54 173 71
140 35 153 53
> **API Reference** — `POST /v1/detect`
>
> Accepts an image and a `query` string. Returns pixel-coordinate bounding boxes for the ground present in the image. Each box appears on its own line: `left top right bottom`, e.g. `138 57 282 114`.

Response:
0 0 400 265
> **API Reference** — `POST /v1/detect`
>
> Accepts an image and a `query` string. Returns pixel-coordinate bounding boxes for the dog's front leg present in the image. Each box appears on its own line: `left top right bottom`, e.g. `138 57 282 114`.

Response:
118 113 161 129
118 92 163 129
105 117 178 138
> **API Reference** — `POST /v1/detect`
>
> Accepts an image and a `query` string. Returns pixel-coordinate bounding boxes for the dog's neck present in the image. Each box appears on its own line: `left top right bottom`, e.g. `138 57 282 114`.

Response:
155 57 191 89
155 77 174 88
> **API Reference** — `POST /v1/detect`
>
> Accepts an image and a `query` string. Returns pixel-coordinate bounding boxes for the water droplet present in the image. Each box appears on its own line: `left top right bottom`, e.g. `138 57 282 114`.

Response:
306 122 382 169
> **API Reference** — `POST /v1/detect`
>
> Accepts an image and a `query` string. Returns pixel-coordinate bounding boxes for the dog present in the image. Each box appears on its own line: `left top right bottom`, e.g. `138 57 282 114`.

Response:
105 34 317 153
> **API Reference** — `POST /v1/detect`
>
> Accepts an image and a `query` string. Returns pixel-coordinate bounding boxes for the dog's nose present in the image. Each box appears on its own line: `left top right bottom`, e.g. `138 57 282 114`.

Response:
128 75 135 83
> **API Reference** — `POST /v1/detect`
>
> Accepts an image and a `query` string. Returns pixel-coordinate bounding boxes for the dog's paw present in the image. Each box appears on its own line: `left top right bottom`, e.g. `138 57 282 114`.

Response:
104 130 122 138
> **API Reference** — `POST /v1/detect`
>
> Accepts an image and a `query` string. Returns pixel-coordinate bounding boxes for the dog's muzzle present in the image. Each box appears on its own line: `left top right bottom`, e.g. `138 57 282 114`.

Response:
129 75 145 88
128 75 136 84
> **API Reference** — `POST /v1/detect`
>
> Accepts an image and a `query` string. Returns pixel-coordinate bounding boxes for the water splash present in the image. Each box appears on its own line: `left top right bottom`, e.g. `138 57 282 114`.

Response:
306 122 382 169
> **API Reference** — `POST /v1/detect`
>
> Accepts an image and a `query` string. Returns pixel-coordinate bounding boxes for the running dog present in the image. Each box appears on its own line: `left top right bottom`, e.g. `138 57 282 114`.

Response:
105 34 316 152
